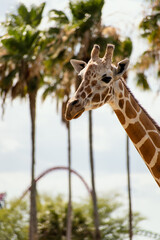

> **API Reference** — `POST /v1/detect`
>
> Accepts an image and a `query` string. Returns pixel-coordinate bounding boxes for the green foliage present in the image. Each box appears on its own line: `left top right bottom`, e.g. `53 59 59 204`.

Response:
69 0 104 22
0 68 16 88
136 72 150 90
4 3 45 28
0 199 28 240
37 194 142 240
49 9 69 26
135 0 160 91
42 78 63 101
69 0 132 61
0 194 148 240
140 10 160 42
1 2 46 57
119 38 133 58
0 2 47 106
38 195 67 240
1 29 40 57
69 0 104 34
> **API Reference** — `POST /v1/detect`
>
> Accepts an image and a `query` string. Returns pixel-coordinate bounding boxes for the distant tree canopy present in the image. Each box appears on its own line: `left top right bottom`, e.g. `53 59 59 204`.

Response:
0 2 46 103
135 0 160 91
0 194 143 240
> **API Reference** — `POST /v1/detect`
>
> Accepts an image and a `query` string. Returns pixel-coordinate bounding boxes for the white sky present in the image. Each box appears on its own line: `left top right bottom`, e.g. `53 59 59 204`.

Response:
0 0 160 238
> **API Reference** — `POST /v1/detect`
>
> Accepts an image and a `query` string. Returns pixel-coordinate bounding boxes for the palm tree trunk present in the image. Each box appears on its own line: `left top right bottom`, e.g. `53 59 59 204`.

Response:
89 110 101 240
66 121 72 240
29 92 37 240
126 135 133 240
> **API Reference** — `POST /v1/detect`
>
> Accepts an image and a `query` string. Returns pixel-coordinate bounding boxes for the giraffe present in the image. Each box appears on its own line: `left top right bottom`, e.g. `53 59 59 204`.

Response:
65 43 160 187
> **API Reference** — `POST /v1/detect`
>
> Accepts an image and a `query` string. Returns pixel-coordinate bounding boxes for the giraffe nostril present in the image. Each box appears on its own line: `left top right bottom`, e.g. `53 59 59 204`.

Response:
71 100 79 106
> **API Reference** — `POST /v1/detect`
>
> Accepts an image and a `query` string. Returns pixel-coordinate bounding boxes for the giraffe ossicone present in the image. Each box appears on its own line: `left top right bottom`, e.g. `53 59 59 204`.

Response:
65 43 160 187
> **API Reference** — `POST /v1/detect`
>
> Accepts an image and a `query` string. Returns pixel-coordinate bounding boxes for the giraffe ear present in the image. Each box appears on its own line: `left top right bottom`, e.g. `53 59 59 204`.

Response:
115 58 129 77
70 59 87 73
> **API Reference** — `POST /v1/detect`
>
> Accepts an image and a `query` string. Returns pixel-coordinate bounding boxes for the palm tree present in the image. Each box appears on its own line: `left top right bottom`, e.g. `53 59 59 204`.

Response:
126 135 133 240
42 11 74 238
0 3 46 240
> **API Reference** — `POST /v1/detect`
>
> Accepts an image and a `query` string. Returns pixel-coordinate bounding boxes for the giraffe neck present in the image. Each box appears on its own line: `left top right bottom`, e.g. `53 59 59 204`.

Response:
109 78 160 187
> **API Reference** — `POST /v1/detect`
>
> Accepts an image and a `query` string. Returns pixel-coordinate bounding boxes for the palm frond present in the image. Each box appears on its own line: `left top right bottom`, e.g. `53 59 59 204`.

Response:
49 9 69 26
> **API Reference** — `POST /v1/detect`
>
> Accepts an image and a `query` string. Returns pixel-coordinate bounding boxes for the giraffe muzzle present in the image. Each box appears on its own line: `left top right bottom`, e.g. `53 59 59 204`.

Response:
65 99 85 121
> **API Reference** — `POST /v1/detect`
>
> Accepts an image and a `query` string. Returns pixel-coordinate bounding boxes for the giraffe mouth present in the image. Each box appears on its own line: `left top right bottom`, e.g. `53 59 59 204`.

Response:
65 107 85 121
73 109 85 119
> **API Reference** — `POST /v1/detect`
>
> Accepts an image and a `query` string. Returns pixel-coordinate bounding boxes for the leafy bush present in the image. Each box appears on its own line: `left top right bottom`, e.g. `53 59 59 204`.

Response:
0 194 143 240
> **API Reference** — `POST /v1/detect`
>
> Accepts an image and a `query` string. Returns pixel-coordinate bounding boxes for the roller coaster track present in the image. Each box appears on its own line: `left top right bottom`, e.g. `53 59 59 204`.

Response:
20 166 92 200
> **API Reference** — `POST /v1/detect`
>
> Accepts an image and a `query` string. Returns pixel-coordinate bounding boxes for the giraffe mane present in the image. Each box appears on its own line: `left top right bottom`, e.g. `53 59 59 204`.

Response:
121 78 160 133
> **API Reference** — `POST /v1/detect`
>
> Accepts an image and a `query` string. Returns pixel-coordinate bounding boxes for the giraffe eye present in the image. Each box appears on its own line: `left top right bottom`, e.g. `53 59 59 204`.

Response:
101 74 112 83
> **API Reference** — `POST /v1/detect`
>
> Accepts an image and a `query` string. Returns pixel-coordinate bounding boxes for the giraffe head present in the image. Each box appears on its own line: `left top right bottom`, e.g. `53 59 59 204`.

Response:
65 44 129 120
